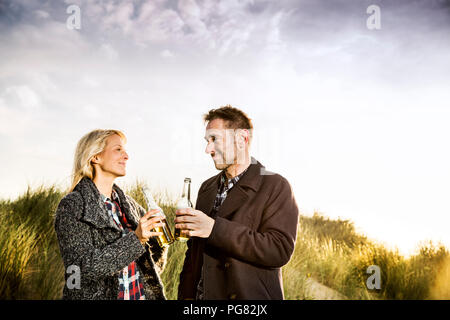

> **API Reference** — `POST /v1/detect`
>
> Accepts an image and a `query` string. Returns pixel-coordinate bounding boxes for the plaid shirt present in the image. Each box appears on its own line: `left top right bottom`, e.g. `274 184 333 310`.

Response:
101 190 146 300
210 169 248 217
196 167 249 300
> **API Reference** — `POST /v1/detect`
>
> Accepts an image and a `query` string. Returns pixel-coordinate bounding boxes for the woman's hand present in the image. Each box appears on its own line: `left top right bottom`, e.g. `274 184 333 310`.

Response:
135 209 165 245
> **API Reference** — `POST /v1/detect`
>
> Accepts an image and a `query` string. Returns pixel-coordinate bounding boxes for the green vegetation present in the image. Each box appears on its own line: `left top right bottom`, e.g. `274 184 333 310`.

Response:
283 214 449 299
0 184 448 299
0 186 65 299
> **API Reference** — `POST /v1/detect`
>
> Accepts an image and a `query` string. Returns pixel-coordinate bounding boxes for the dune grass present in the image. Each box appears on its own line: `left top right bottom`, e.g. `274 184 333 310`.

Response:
0 184 448 300
0 186 65 299
282 214 449 299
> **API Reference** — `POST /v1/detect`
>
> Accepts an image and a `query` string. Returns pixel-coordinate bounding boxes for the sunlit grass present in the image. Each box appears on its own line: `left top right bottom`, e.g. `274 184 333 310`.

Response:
0 186 65 299
283 213 449 299
0 184 448 299
428 256 450 299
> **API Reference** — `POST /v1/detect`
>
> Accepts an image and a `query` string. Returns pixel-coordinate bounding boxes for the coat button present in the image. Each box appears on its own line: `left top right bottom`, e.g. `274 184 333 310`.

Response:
229 293 237 300
224 262 230 268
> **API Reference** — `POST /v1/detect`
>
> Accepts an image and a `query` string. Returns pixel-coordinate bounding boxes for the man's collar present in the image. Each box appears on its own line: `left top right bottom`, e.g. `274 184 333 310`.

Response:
210 157 263 192
222 158 253 181
221 166 249 184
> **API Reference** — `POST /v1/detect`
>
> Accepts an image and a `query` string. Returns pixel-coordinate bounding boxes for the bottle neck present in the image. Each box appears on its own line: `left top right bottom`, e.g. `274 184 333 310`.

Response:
182 183 186 198
187 182 191 201
182 182 191 199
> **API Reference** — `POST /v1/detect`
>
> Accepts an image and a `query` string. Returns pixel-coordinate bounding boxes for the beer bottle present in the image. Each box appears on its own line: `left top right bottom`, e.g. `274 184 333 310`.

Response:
141 187 174 248
175 178 193 242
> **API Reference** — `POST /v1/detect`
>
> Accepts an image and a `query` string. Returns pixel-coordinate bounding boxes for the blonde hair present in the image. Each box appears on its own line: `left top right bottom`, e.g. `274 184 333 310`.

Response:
70 129 127 192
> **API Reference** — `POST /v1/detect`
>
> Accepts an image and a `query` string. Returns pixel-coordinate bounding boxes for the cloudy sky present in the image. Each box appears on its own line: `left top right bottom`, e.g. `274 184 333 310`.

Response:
1 0 450 255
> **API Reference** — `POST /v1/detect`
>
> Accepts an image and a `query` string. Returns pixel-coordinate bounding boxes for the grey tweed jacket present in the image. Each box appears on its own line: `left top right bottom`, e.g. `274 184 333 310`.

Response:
54 177 167 300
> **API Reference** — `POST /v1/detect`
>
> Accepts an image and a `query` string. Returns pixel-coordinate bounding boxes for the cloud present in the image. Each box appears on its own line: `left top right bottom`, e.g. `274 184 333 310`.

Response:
0 0 291 56
33 9 50 19
0 85 43 135
0 100 30 135
99 43 119 60
160 49 175 58
1 0 448 114
4 85 40 109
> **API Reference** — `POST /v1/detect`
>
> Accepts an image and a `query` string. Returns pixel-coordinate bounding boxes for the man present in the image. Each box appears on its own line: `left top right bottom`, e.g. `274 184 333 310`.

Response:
175 105 299 300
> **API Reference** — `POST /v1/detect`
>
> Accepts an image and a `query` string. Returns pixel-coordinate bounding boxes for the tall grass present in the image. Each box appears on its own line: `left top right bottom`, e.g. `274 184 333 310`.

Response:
283 213 449 299
0 185 448 299
429 256 450 299
0 186 65 299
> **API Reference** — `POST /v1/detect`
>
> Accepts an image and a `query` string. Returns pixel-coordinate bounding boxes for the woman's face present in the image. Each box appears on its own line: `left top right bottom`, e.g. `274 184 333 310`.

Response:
93 134 128 178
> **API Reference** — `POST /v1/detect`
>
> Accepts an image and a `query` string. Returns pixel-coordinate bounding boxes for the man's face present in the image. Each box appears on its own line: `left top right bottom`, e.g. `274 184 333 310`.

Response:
204 118 237 170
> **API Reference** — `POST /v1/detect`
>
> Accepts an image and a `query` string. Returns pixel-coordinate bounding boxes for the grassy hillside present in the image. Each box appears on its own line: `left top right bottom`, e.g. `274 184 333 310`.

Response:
0 184 448 299
283 214 449 299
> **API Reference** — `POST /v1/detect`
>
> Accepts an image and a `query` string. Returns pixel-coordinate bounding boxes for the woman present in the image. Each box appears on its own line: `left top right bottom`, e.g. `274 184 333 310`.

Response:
55 129 167 300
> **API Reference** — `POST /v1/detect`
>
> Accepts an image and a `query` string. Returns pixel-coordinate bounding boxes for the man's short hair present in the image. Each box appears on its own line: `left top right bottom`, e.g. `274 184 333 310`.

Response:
203 104 253 131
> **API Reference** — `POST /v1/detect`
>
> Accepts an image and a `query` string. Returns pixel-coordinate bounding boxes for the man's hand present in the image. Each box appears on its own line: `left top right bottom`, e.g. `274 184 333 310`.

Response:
174 208 215 238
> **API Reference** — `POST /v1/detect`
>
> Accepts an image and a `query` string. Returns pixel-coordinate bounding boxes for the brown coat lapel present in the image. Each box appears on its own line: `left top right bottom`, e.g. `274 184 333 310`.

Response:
195 159 264 220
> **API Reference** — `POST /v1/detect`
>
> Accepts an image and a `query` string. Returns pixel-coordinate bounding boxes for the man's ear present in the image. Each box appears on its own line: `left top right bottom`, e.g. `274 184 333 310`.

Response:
236 129 248 149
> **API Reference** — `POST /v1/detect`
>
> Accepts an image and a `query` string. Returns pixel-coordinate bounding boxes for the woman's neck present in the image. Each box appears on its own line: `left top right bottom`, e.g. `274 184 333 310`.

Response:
93 173 116 199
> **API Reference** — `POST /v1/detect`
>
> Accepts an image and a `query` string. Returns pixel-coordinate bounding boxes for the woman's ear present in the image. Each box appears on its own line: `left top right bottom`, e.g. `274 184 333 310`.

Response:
91 155 100 165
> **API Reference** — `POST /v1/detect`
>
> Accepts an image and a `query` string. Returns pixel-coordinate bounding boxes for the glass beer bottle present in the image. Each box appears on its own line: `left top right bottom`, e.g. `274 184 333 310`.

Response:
141 187 174 248
175 178 193 242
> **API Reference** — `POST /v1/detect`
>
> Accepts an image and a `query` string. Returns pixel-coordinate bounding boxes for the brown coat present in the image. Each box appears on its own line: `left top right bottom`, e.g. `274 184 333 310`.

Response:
178 159 299 300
